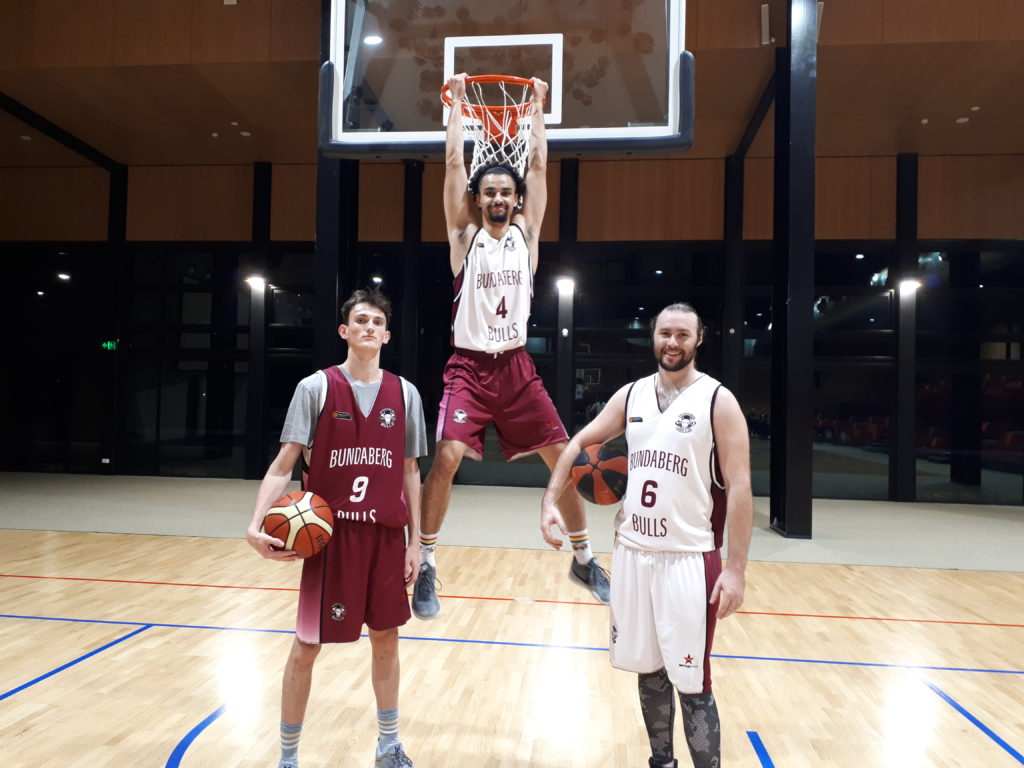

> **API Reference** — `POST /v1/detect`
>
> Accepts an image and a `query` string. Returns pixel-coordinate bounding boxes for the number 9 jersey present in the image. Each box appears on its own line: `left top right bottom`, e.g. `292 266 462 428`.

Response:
615 373 728 552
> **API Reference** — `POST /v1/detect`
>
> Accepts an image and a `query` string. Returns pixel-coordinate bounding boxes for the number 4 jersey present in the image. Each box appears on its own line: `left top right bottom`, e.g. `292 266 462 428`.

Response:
616 373 728 552
451 223 532 354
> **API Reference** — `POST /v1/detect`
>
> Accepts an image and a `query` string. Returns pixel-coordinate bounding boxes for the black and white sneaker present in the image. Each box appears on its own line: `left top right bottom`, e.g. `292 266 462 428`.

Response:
411 563 441 619
569 557 611 604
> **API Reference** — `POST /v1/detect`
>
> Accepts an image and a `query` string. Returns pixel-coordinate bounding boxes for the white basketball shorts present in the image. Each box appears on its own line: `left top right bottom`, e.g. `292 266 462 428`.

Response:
609 540 721 694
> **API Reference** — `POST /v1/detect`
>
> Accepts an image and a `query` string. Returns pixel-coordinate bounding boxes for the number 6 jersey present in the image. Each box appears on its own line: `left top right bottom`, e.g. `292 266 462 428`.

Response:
616 373 728 552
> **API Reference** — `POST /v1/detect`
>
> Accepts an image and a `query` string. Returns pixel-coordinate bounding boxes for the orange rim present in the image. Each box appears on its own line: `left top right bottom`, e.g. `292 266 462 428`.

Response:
440 74 538 121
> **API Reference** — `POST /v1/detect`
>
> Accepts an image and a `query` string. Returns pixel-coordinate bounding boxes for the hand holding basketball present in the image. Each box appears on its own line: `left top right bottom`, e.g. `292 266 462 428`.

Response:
259 491 334 559
570 444 628 505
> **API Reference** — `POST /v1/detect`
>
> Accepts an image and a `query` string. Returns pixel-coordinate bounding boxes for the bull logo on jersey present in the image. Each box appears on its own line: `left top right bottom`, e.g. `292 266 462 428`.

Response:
378 408 397 428
675 413 697 433
504 234 515 251
453 409 468 424
330 603 346 621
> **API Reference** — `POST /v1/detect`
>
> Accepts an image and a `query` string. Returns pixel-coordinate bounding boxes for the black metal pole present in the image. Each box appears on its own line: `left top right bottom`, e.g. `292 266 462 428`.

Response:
892 153 918 501
769 0 817 539
401 160 424 379
722 155 745 391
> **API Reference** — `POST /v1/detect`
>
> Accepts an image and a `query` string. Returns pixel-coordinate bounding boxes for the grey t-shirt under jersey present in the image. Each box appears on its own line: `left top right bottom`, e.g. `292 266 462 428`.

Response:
280 366 428 459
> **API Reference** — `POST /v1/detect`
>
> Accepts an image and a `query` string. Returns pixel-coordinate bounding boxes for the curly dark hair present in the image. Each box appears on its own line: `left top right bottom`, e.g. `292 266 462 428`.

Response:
467 163 527 200
340 287 392 327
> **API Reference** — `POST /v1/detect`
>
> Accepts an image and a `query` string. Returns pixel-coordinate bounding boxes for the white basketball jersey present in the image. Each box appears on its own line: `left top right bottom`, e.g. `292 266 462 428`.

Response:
451 224 532 354
616 373 726 552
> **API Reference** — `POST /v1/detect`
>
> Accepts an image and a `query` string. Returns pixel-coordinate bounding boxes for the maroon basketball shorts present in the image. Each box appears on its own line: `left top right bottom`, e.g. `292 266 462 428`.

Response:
436 346 569 461
296 521 410 644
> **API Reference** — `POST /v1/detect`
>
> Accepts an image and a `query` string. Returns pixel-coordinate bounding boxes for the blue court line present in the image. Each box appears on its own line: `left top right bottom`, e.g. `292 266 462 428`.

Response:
924 680 1024 764
747 731 778 768
0 624 152 701
165 704 227 768
4 613 1023 675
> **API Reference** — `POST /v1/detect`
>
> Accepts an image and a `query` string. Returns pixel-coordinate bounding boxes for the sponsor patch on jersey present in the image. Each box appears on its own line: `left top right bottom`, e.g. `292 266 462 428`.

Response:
675 413 697 433
330 603 346 621
628 416 644 423
378 408 397 428
453 409 468 424
333 411 352 420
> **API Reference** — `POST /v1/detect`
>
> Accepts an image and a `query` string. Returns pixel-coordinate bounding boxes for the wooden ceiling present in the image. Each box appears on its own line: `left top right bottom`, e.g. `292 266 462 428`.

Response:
1 0 1022 167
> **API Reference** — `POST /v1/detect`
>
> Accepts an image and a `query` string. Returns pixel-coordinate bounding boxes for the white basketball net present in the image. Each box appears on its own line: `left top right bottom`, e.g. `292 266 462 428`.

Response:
460 78 534 180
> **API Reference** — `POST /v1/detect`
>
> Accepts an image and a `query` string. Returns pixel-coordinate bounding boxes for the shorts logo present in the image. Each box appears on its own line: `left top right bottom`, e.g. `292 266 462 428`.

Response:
453 409 468 424
333 411 352 420
675 413 697 433
379 408 397 428
330 603 346 621
678 654 696 668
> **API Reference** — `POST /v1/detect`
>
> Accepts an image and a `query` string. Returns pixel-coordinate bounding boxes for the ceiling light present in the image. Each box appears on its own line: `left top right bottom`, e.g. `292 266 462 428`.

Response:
638 306 645 311
956 117 969 124
364 35 383 45
920 118 928 125
57 273 71 281
240 131 252 137
654 269 663 275
556 277 575 294
19 134 32 141
900 279 921 294
855 253 864 259
37 291 44 296
211 132 219 138
245 275 266 289
978 283 984 288
371 275 383 284
970 106 980 112
230 121 239 126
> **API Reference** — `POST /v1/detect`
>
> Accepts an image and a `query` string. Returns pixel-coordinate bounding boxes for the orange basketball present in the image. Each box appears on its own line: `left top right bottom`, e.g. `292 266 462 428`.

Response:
570 444 628 505
262 491 333 558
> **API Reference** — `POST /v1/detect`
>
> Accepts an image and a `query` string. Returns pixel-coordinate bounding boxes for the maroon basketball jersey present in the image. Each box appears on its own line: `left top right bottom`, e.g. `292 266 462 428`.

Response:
303 367 408 529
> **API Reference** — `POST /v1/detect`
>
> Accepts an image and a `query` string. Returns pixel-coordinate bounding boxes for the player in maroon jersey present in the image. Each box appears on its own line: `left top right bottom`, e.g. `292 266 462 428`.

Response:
246 288 427 768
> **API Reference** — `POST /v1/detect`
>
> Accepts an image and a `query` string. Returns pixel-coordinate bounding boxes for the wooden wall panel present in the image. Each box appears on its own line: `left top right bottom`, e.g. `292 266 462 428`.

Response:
114 0 191 66
979 0 1024 41
0 167 109 240
693 0 763 49
270 0 319 61
818 0 884 46
28 0 116 68
270 164 315 241
191 0 271 64
126 165 252 240
919 155 1024 239
816 157 896 239
419 161 560 243
359 163 404 242
883 0 980 43
743 157 773 239
578 159 722 241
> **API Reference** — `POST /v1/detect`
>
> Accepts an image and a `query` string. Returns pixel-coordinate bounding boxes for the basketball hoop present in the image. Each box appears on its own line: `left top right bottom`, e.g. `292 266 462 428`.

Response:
441 74 539 180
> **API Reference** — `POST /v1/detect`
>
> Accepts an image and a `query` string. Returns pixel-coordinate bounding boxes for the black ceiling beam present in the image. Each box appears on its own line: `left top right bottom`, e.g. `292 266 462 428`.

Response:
0 91 121 172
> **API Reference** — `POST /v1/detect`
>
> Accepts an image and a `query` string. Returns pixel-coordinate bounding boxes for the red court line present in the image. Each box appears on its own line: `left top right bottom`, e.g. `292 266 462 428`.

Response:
3 573 1023 627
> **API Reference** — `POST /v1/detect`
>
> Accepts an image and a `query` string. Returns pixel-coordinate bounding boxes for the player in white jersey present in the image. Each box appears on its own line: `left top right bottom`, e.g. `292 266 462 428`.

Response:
541 303 753 768
412 73 609 620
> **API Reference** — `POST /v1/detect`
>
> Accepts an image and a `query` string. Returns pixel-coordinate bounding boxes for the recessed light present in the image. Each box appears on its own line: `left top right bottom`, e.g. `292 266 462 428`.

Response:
920 118 929 125
970 106 981 112
978 283 984 288
654 269 663 275
240 131 252 137
855 253 865 259
230 121 239 126
211 132 219 138
956 117 969 124
57 273 71 281
364 35 383 45
371 275 383 285
869 318 875 323
638 306 645 311
37 291 45 296
19 134 32 141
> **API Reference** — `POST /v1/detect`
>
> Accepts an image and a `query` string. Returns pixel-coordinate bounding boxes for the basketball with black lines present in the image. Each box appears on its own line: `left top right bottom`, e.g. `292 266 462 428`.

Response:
570 444 628 505
263 491 333 558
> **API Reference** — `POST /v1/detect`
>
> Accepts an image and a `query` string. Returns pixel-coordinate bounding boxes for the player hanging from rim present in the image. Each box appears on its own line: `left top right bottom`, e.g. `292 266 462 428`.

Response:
411 73 609 620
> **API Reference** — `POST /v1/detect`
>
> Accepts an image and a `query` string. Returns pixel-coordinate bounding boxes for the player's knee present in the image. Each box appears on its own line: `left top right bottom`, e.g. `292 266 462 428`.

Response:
368 627 399 656
430 444 464 477
290 638 321 667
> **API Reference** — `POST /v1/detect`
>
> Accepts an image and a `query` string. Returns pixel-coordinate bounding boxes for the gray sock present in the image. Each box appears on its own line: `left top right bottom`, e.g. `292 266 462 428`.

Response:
638 669 676 765
678 691 721 768
280 720 302 767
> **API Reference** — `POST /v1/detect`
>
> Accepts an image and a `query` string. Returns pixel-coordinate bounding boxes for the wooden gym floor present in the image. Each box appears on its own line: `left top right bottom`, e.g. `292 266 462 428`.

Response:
1 473 1022 767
